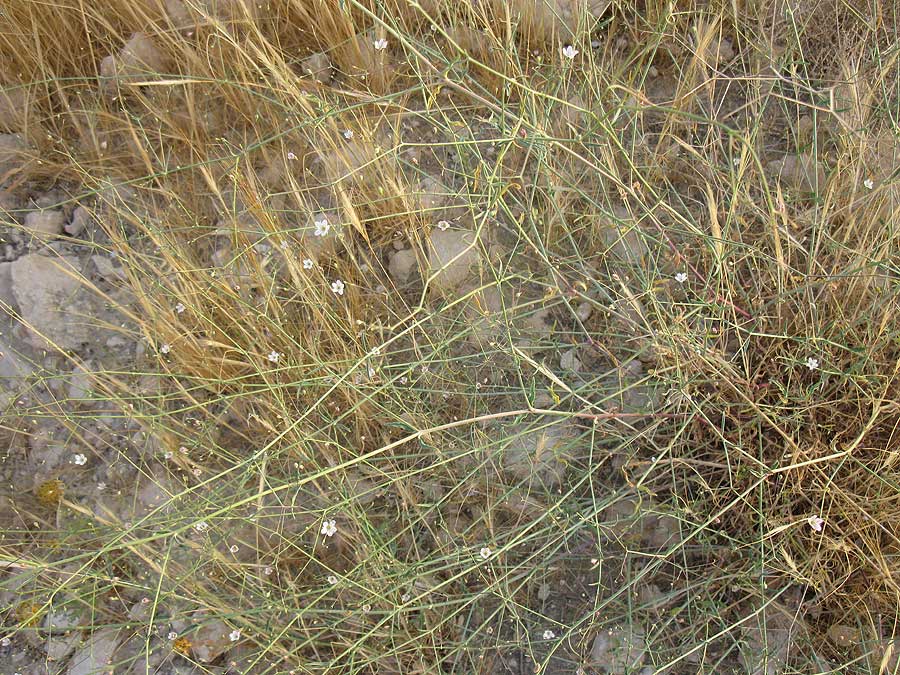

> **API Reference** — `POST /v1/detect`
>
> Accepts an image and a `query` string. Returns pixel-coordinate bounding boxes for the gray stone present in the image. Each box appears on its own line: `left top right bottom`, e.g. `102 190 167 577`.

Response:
500 419 577 490
590 623 647 673
560 348 582 372
300 52 333 83
24 209 65 238
388 248 418 284
427 227 481 294
10 254 95 349
100 33 169 96
0 133 30 178
67 628 120 675
766 153 827 194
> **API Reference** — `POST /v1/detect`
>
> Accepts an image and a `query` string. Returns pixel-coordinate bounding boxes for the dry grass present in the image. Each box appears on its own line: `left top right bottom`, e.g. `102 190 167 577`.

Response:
1 0 899 673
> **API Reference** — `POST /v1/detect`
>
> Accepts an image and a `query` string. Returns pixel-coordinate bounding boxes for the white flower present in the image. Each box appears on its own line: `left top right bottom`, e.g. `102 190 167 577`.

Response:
229 544 239 553
362 603 372 613
343 129 354 140
321 519 337 537
675 272 688 284
192 468 202 477
561 45 579 60
400 593 410 603
229 629 241 642
864 178 874 190
806 356 819 371
167 632 178 641
1 637 11 647
175 303 185 314
287 151 297 160
367 367 376 378
263 566 273 575
72 453 87 465
314 217 330 237
97 482 106 491
303 258 314 269
180 446 189 454
732 157 741 166
193 521 209 533
327 574 339 585
400 376 408 385
808 515 825 532
479 546 491 560
437 220 451 231
373 38 388 51
268 350 280 363
542 629 556 640
330 280 345 296
160 343 171 354
164 451 174 460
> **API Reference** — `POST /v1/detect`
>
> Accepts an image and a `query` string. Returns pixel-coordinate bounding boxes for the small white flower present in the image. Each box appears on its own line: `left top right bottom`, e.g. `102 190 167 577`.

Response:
180 446 189 454
174 303 185 314
806 356 820 371
367 367 376 378
808 515 825 532
302 258 314 269
287 151 297 160
327 574 339 585
362 603 372 613
164 451 174 460
732 157 741 167
160 343 171 354
229 629 241 642
229 544 239 553
331 280 345 296
400 376 408 385
321 519 337 537
141 597 150 604
542 629 556 640
343 129 354 140
373 38 388 51
192 468 202 477
263 566 273 575
437 220 451 231
97 482 106 491
561 44 579 60
1 637 12 647
193 521 209 533
314 217 330 237
72 453 87 465
268 350 280 363
479 547 491 560
675 272 688 284
167 632 178 641
400 593 410 603
864 178 874 190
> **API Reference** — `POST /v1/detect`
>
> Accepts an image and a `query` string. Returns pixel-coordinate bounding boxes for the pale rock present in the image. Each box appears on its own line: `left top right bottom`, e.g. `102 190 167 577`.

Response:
560 347 582 372
589 623 647 673
100 33 169 96
415 175 466 222
500 419 577 490
766 153 827 194
190 620 234 662
388 248 418 284
67 628 121 675
0 133 31 178
740 610 796 675
24 209 65 238
10 254 95 349
0 87 27 130
427 227 481 294
300 52 333 84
